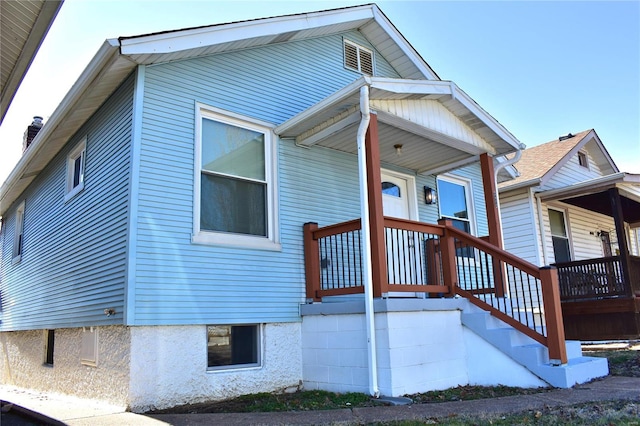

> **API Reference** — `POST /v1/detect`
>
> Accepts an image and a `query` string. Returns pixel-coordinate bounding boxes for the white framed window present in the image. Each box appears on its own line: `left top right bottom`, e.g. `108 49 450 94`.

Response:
343 39 374 76
577 151 589 169
437 175 476 257
193 104 279 250
65 138 86 201
548 208 572 263
207 324 261 370
12 201 25 263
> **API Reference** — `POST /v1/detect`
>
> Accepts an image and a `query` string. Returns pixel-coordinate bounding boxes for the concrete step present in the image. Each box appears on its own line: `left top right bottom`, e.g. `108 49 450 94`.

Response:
460 308 609 388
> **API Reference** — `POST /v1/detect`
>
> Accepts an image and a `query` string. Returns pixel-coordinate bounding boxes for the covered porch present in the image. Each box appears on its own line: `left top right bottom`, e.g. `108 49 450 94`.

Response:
542 174 640 340
276 77 586 394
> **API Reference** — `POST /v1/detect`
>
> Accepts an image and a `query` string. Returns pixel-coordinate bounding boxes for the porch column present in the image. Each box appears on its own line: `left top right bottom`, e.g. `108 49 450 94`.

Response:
608 187 633 296
365 113 388 298
480 153 506 297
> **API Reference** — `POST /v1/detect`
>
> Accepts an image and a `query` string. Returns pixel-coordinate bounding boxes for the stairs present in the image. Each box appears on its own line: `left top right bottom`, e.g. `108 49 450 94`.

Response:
461 304 609 388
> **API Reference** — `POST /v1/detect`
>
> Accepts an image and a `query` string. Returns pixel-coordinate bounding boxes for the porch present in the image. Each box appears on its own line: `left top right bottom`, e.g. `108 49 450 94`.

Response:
543 175 640 340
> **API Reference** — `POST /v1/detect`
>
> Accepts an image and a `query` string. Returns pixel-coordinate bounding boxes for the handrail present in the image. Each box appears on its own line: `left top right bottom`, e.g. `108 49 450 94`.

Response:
303 217 568 364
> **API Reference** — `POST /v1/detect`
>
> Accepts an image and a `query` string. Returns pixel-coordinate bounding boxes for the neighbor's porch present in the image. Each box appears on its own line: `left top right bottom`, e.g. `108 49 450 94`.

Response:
543 177 640 340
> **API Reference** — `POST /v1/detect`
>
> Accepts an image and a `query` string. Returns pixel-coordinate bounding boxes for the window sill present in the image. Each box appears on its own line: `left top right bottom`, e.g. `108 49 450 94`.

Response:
206 364 262 373
192 232 281 251
11 255 21 265
64 183 85 203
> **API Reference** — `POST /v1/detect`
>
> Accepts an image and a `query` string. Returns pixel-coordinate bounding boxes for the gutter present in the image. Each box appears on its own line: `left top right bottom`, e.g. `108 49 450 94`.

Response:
356 84 380 398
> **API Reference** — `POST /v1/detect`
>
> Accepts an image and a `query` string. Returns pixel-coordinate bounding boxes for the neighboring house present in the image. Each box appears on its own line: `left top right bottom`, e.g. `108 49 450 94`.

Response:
0 0 64 123
499 129 640 340
0 5 606 412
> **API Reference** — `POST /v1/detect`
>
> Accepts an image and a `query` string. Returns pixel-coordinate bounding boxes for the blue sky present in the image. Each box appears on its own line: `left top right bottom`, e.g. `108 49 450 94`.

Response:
1 0 638 183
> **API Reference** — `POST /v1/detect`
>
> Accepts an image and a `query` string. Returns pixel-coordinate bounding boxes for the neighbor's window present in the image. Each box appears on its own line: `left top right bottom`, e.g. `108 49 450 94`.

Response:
577 151 589 169
437 176 475 257
44 329 55 366
207 325 260 370
194 105 278 250
12 201 25 263
65 138 86 201
344 39 374 75
549 208 571 263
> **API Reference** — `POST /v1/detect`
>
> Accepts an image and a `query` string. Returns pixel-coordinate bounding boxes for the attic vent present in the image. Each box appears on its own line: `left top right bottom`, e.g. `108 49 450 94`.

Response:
344 40 373 76
559 133 574 141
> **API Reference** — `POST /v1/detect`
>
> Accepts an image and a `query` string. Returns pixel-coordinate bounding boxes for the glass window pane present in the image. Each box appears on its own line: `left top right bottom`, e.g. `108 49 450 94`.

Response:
438 180 468 219
201 173 266 236
552 236 571 263
382 182 400 197
549 209 567 237
202 118 265 181
207 325 258 368
73 155 82 187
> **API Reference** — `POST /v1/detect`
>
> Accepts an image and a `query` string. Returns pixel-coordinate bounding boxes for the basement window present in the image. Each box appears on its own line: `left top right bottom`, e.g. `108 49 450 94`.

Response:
44 329 55 366
344 40 373 76
207 325 260 370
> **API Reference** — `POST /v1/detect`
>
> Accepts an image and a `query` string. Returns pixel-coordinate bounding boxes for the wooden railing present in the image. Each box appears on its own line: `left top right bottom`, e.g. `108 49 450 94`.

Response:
303 217 568 363
555 256 629 301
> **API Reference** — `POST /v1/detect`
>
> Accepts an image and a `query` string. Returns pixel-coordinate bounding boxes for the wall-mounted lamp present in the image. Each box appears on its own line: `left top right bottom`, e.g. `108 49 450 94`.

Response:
424 186 437 205
394 144 403 156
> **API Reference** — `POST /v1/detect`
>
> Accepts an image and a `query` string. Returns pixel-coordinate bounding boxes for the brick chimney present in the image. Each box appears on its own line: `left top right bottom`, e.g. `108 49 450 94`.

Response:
23 116 44 152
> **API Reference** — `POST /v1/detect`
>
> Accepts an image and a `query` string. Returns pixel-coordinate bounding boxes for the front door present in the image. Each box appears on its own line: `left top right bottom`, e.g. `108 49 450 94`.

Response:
381 172 423 293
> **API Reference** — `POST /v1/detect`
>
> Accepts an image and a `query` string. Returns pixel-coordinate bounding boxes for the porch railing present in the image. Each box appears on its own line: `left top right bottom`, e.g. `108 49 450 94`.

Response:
554 256 630 301
304 217 567 364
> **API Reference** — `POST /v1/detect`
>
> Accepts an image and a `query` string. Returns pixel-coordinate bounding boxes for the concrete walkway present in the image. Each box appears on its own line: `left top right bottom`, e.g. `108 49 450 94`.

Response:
1 376 639 425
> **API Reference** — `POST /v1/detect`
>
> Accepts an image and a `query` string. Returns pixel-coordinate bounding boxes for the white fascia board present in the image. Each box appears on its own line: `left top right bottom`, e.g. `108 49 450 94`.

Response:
0 39 121 215
119 5 376 55
369 6 439 80
449 82 522 151
498 178 542 193
369 78 452 96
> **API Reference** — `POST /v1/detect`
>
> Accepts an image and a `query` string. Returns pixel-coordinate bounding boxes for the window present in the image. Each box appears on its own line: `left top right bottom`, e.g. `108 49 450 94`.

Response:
344 40 373 75
194 105 278 250
44 329 55 366
81 328 98 367
437 176 475 257
577 151 589 169
12 201 25 263
382 181 401 197
65 138 86 201
549 208 571 263
207 325 260 370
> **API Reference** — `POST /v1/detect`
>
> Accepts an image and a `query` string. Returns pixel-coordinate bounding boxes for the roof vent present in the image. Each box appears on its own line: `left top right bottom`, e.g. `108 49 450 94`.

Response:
23 116 44 152
559 133 574 141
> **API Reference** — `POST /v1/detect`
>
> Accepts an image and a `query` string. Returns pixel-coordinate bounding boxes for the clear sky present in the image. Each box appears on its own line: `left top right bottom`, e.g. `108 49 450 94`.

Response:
1 0 638 185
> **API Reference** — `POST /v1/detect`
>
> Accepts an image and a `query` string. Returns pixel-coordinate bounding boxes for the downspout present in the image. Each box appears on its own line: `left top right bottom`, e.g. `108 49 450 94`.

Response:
493 144 525 248
356 85 380 398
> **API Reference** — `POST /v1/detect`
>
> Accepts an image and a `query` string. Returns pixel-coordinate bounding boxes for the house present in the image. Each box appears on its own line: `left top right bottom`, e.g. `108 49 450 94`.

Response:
498 129 640 340
0 5 607 412
0 0 64 123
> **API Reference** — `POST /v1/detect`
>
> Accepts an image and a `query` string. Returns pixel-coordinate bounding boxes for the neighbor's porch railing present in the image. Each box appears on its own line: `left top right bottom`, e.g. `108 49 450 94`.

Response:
304 217 567 363
555 255 640 301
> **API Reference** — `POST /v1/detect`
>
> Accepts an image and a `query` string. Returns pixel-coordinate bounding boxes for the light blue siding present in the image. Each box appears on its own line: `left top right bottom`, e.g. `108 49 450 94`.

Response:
132 31 402 325
0 75 134 331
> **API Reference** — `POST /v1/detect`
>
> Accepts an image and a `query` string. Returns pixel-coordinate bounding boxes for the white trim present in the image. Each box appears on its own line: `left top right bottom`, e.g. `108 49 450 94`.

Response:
124 65 145 326
12 200 25 264
64 137 87 202
193 103 280 250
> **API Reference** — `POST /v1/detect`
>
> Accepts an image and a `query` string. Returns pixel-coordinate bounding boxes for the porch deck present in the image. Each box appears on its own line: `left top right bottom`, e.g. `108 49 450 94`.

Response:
304 216 568 363
556 256 640 340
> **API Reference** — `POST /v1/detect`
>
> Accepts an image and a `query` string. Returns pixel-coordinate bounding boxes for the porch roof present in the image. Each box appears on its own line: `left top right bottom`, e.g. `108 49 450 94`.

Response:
275 77 522 175
539 172 640 227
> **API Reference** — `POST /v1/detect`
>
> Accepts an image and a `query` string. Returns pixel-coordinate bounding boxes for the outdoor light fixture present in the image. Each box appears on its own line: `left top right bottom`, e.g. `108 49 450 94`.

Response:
424 186 437 205
394 144 403 156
